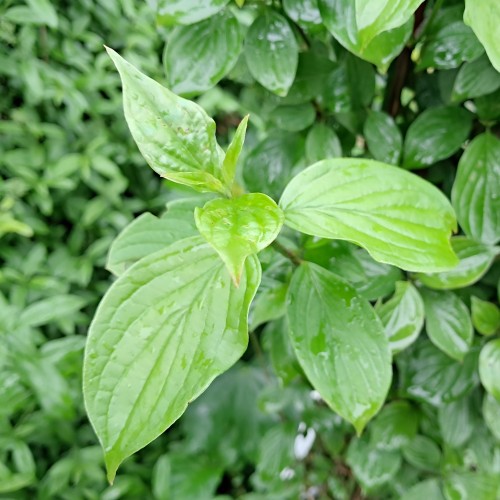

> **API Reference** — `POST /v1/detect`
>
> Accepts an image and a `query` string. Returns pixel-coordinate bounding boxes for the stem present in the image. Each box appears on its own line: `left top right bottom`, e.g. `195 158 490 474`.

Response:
272 240 302 266
415 0 444 42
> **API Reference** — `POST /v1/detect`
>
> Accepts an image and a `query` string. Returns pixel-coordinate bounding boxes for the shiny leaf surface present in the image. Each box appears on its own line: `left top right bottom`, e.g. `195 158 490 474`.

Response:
305 123 342 164
471 296 500 336
157 0 230 26
479 339 500 400
364 111 402 165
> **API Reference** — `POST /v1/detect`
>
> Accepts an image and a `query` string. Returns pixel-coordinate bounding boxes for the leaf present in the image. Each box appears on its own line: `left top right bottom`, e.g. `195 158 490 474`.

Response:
244 11 299 96
222 115 249 187
244 133 304 200
483 393 500 441
106 207 198 276
452 55 500 102
479 339 500 400
417 21 485 71
273 104 316 132
305 124 342 164
403 106 472 169
369 401 419 450
438 396 474 448
157 0 230 26
376 281 424 354
279 158 458 272
421 289 473 361
20 295 87 328
287 262 392 433
105 47 228 195
471 296 500 336
164 11 243 96
283 0 322 28
363 111 402 165
464 0 500 72
401 480 445 500
415 237 498 290
318 0 413 70
250 284 288 330
451 133 500 246
194 193 284 284
355 0 425 48
444 472 500 500
402 435 441 471
83 236 261 481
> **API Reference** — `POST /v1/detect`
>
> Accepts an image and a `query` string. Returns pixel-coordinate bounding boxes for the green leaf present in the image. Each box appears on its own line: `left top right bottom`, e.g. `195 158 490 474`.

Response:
305 124 342 164
164 11 243 96
346 435 401 491
287 262 392 433
244 133 304 200
83 236 261 481
471 296 500 336
195 194 284 285
364 111 402 165
401 480 445 500
279 158 458 272
479 339 500 400
283 0 322 29
416 237 498 290
20 295 87 328
438 396 474 448
403 106 472 169
417 21 485 71
452 55 500 102
464 0 500 72
369 401 419 450
250 284 288 330
318 0 412 70
105 47 228 195
222 115 249 188
355 0 425 48
106 205 199 276
483 393 500 441
451 133 500 246
244 11 299 97
376 281 424 354
421 289 473 362
273 104 316 132
157 0 230 26
402 435 441 471
444 472 500 500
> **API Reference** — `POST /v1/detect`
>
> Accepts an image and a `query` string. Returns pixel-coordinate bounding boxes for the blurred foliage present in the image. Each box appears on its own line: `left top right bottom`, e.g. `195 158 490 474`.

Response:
1 0 500 498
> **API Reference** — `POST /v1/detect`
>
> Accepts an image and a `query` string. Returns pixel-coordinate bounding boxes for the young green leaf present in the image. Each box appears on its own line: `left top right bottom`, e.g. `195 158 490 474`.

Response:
479 339 500 400
244 11 299 97
376 281 424 354
464 0 500 72
401 480 445 500
105 47 228 195
451 133 500 246
222 115 249 187
194 194 284 285
305 123 342 164
157 0 230 27
279 159 458 273
415 237 498 290
403 106 472 169
164 11 243 96
287 262 392 433
421 289 473 362
364 111 402 165
83 236 261 482
471 296 500 336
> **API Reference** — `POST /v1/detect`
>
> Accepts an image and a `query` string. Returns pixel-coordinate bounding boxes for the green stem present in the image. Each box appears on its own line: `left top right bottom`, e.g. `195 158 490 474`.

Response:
272 240 302 266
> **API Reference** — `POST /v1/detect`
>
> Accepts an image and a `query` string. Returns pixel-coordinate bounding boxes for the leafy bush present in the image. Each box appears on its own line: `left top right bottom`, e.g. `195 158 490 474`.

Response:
2 0 500 498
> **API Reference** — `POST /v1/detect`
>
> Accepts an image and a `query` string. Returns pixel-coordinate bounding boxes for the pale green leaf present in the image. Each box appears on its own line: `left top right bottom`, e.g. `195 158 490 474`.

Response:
483 393 500 441
195 194 284 284
157 0 230 26
438 396 474 448
451 133 500 246
222 115 249 187
403 106 472 169
444 472 500 500
83 236 261 481
287 263 392 433
279 159 458 272
422 289 473 362
165 11 243 96
106 48 228 195
479 339 500 400
401 480 445 500
416 237 498 290
464 0 500 72
376 281 424 353
244 11 299 96
471 296 500 336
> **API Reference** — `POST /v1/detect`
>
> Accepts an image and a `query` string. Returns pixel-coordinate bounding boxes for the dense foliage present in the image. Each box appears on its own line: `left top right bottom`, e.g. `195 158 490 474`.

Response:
1 0 500 498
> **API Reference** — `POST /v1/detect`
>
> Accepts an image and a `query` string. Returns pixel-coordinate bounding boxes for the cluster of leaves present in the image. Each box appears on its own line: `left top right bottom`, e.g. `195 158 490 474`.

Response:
2 0 500 499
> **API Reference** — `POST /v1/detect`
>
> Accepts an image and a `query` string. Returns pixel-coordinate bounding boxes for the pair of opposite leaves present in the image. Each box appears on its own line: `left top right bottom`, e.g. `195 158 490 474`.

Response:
83 48 459 482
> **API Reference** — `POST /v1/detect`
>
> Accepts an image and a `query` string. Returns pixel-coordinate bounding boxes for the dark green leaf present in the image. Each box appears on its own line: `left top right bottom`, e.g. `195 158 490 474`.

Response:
364 111 403 165
452 55 500 102
280 158 458 272
403 106 472 169
402 435 441 471
444 472 499 500
438 396 474 448
287 262 392 433
305 124 342 164
273 104 316 132
283 0 322 29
